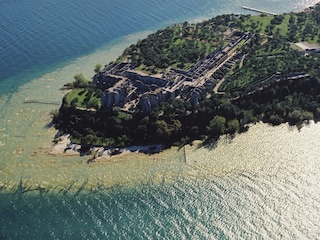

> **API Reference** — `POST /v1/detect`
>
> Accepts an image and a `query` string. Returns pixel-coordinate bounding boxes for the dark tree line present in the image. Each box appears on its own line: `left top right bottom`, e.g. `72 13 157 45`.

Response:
54 73 320 148
54 9 320 149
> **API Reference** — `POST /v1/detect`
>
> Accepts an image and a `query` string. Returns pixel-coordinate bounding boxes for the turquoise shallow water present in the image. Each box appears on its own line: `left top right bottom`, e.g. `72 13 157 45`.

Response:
0 0 317 93
1 122 319 239
0 0 320 239
1 127 320 239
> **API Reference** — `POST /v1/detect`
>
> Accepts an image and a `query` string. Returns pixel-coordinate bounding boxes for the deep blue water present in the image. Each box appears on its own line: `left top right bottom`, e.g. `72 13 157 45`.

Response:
1 170 320 239
0 0 239 96
0 0 309 96
1 0 320 239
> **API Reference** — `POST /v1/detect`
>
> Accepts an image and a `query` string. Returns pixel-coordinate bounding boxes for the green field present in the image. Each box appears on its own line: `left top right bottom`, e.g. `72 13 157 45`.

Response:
65 88 101 109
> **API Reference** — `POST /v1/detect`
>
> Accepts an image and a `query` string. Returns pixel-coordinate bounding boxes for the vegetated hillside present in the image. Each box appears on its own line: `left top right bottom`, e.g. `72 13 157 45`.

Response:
117 14 245 73
221 8 320 92
54 5 320 148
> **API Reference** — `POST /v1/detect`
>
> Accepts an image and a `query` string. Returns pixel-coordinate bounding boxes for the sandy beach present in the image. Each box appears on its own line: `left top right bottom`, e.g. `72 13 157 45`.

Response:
48 134 165 163
1 0 319 195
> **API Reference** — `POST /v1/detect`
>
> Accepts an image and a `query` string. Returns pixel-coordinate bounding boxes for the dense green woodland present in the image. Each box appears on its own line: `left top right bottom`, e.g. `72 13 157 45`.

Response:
54 4 320 148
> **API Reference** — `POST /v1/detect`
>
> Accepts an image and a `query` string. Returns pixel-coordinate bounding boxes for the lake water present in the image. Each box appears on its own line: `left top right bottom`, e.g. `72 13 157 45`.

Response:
0 0 319 239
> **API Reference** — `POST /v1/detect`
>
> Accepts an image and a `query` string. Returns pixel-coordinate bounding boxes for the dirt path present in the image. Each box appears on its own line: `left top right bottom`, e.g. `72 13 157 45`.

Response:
213 78 225 94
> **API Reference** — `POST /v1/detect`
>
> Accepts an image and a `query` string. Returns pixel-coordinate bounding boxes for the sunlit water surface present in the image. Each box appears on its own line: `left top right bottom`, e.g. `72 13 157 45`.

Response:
0 0 319 238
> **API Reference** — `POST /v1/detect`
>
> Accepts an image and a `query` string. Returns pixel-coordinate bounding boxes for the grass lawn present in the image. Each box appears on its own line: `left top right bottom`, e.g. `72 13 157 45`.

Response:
66 89 101 109
244 14 291 36
243 15 272 32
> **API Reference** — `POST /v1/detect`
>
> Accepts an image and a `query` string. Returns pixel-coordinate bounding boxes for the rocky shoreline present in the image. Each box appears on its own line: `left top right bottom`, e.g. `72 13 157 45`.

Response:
296 1 320 13
49 134 164 162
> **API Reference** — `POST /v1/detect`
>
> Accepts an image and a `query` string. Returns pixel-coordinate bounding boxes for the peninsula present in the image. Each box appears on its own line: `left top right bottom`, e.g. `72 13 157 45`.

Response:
53 3 320 151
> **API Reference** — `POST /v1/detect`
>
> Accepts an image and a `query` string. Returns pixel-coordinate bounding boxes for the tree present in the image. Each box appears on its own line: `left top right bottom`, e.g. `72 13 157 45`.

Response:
155 120 169 140
289 14 295 25
288 109 302 125
94 64 102 73
73 73 89 88
227 119 240 134
271 15 284 25
269 115 284 126
207 115 226 136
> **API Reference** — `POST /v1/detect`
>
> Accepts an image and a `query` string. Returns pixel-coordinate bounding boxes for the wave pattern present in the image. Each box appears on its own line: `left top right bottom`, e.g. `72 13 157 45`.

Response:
1 0 320 239
1 168 320 239
1 0 316 88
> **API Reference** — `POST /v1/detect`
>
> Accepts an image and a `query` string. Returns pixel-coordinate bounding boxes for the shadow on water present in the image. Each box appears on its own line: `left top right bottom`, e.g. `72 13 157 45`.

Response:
0 88 18 120
0 178 50 197
199 135 221 151
199 129 247 151
45 120 55 129
74 179 89 196
0 177 135 198
0 144 185 198
57 179 77 195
